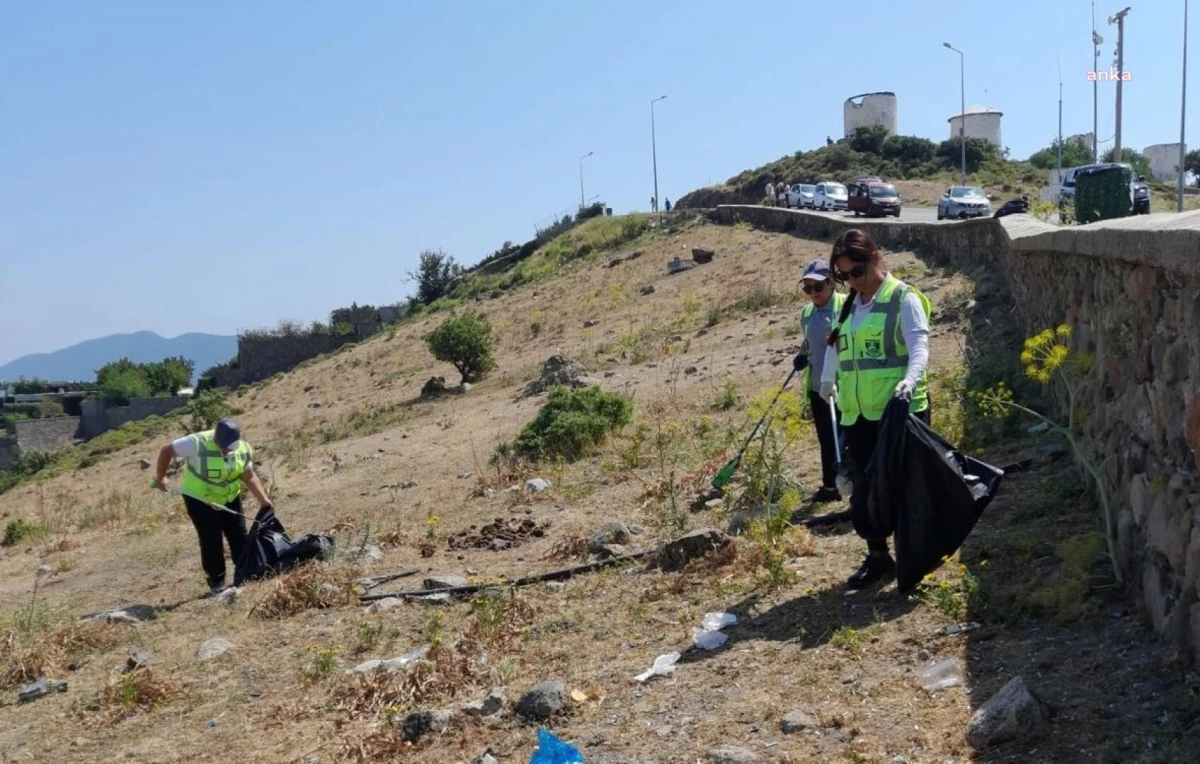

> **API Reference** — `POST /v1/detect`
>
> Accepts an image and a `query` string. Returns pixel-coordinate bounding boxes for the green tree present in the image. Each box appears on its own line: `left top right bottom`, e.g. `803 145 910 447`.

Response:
936 137 1000 175
142 356 193 396
422 312 496 384
408 249 462 304
184 389 231 432
1102 147 1153 181
1027 136 1094 170
849 125 889 155
95 358 142 389
1183 149 1200 186
881 134 936 165
99 368 151 405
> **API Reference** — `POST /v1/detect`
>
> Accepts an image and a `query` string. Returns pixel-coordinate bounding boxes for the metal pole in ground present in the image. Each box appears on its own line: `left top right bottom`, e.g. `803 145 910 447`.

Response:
1179 0 1189 212
651 95 667 219
944 42 966 186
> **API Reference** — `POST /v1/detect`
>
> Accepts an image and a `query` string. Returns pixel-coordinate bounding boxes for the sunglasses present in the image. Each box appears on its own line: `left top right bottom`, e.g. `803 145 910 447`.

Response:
835 264 867 281
801 282 828 294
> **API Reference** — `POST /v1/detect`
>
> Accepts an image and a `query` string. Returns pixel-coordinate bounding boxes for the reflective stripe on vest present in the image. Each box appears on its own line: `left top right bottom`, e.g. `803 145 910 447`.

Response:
834 275 930 424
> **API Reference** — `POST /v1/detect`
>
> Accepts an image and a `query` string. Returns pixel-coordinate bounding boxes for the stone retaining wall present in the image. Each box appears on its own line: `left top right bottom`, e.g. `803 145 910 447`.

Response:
708 204 1200 662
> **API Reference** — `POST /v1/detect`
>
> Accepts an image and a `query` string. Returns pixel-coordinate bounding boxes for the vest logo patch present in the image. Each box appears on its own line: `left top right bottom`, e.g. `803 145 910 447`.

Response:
863 338 883 359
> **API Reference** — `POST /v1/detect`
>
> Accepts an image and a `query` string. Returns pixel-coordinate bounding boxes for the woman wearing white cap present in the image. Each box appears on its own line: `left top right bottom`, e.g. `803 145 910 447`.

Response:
793 259 846 503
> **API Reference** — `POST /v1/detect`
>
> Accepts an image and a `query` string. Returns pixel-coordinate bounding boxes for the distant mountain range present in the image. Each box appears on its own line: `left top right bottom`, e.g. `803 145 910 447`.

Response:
0 331 237 384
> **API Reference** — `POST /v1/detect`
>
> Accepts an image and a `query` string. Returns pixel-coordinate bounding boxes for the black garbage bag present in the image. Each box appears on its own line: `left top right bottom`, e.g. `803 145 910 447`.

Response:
233 505 335 586
864 398 1004 592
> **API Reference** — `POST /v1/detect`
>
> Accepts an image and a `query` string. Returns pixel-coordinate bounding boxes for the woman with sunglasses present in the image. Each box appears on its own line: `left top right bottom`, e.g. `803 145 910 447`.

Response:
817 229 932 589
792 259 845 503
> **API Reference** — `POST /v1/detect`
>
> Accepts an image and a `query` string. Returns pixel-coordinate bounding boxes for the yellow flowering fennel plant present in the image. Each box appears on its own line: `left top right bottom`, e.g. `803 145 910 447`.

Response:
974 324 1120 582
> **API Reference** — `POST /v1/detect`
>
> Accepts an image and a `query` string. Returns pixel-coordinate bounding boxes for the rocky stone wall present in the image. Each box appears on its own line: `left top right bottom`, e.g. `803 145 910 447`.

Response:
12 417 82 454
708 204 1200 662
0 436 18 471
209 333 357 389
78 396 190 439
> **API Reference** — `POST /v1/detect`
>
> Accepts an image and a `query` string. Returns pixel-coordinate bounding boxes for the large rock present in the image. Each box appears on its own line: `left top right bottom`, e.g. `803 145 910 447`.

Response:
588 521 633 555
657 528 733 572
196 638 234 663
966 676 1050 748
780 710 819 734
515 680 568 721
462 687 505 717
706 746 759 763
401 709 453 742
519 356 592 400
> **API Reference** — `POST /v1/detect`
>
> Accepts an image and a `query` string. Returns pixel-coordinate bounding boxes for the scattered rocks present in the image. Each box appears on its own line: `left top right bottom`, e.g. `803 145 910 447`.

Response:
657 528 733 572
462 687 506 717
583 320 599 328
519 356 592 400
966 675 1050 748
526 477 552 494
780 710 819 734
364 597 403 615
346 646 431 675
447 517 548 551
588 521 634 556
126 649 153 671
401 709 454 742
706 745 759 763
18 678 67 703
197 638 234 663
423 574 468 591
691 247 716 264
640 285 656 295
607 257 624 268
667 256 696 274
515 680 568 721
138 458 152 470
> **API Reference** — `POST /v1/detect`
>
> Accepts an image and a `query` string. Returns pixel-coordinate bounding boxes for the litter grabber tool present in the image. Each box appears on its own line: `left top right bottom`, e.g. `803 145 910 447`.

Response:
828 389 853 500
711 366 798 490
151 480 245 517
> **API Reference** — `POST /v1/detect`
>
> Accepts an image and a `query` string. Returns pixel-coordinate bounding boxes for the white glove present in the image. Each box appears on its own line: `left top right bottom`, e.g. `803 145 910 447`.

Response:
819 381 837 403
894 379 915 400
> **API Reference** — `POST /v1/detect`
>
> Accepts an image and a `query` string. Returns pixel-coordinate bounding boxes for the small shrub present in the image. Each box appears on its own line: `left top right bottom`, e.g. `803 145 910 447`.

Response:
183 389 232 432
423 312 497 384
1 518 44 547
712 380 740 411
87 667 184 724
503 385 632 463
913 556 980 622
831 626 862 651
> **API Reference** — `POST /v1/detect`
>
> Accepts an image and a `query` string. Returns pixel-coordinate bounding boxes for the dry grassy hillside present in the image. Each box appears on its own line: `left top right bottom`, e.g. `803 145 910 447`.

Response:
2 215 1198 764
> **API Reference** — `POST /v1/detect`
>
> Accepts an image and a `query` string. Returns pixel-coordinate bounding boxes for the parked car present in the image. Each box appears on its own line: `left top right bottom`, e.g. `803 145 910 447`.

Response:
1057 166 1081 209
812 181 848 211
937 186 992 219
786 183 816 209
848 181 901 217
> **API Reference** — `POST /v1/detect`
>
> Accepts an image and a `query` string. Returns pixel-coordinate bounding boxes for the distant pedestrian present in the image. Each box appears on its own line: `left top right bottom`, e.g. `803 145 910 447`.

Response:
766 182 775 206
650 196 657 212
664 198 671 211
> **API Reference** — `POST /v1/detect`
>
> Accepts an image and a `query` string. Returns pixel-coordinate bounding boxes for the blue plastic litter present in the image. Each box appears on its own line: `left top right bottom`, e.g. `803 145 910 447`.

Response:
528 728 584 764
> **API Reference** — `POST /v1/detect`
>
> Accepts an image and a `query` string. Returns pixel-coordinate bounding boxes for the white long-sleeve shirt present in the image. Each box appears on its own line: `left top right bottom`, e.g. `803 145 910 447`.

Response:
820 287 929 389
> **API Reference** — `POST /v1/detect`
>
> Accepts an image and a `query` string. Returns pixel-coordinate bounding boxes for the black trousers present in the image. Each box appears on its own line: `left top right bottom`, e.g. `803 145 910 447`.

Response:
843 404 931 555
183 495 247 588
808 389 839 489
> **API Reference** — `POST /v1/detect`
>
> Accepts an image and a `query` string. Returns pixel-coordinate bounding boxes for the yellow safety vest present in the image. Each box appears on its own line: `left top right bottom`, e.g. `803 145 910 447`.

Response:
178 430 253 505
799 292 846 393
834 274 931 425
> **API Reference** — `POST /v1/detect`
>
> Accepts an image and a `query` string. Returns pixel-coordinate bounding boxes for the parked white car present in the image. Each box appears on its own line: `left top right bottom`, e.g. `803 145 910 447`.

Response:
812 182 848 211
786 184 816 209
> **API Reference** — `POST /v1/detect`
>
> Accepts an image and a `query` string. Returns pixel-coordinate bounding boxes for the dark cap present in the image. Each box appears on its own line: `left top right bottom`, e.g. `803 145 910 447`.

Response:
214 418 241 449
800 259 831 282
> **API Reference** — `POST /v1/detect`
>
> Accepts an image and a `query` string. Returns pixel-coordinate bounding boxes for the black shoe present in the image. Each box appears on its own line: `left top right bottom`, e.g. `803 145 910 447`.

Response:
846 552 895 590
811 486 841 503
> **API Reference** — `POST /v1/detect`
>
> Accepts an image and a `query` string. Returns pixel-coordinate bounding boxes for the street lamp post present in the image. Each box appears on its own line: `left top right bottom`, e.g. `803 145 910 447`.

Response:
579 151 593 210
944 42 966 186
651 95 667 215
1180 0 1189 212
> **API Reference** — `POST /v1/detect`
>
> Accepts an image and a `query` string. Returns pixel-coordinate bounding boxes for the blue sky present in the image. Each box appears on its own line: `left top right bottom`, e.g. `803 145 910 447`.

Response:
1 0 1194 365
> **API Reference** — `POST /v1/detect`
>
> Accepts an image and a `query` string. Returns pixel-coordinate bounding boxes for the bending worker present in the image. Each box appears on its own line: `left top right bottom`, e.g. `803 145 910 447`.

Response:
151 418 272 594
793 259 845 503
818 229 932 590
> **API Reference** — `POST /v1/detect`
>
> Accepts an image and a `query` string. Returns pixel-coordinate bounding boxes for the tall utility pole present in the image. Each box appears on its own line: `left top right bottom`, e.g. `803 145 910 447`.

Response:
578 151 593 210
943 42 966 185
651 95 667 216
1110 7 1131 161
1058 56 1064 180
1093 2 1102 164
1180 0 1189 212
